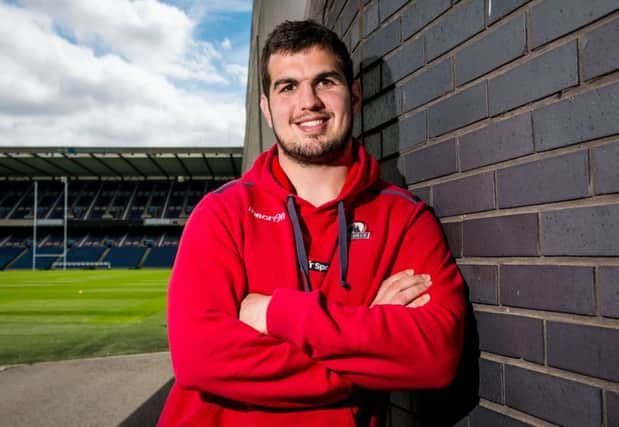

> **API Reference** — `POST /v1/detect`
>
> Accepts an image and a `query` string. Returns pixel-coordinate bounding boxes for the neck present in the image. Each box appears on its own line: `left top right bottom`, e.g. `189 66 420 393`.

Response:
278 144 353 206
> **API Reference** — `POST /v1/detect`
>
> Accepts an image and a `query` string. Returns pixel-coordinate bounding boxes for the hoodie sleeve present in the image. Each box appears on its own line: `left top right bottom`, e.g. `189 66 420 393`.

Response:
168 195 353 408
266 205 465 391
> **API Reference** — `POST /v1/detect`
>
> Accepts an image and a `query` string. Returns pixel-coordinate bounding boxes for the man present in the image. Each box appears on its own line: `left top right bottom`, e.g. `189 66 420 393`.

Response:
158 20 465 427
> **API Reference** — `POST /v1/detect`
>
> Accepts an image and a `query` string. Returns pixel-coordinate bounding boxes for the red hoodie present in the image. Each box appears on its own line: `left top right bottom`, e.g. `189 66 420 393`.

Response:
158 142 465 426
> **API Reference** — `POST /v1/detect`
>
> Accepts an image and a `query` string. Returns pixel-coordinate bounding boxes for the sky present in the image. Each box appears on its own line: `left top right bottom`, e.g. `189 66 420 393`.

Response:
0 0 252 148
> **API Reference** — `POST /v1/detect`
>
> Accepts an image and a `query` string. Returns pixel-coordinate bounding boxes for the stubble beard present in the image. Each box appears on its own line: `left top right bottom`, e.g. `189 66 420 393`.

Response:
271 109 353 166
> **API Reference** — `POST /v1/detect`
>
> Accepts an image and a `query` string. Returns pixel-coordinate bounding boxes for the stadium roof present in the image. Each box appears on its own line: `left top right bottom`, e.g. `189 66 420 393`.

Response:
0 147 242 179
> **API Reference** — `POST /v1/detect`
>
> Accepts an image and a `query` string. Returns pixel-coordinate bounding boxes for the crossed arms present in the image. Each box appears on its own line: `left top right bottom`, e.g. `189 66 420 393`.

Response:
167 198 465 408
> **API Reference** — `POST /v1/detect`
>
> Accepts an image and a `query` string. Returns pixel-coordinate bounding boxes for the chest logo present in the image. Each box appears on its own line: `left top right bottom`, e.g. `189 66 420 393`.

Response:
248 206 286 223
349 221 371 240
309 260 329 272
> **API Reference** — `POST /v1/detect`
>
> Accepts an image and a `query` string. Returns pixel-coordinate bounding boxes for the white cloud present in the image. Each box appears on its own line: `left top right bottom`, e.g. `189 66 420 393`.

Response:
221 37 232 50
0 1 248 147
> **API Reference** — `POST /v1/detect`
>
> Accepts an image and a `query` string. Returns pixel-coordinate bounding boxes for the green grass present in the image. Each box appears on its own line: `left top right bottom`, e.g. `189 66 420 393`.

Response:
0 269 169 365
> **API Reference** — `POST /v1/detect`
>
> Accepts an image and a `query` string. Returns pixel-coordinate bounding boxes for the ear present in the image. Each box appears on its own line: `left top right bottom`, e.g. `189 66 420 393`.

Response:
351 79 361 115
260 94 273 128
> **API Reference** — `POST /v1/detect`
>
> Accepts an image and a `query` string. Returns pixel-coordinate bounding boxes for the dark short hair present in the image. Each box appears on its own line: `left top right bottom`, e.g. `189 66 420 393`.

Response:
260 20 353 97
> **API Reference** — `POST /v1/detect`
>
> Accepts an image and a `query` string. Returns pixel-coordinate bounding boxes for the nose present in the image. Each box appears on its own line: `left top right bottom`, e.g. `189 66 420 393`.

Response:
298 83 324 110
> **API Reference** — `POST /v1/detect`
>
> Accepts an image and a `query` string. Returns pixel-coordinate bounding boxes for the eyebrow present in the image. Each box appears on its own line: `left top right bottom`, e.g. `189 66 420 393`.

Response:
272 70 346 90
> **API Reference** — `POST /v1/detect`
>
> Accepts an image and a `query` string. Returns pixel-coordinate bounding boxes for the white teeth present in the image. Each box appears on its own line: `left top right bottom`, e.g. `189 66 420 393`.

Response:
299 119 324 126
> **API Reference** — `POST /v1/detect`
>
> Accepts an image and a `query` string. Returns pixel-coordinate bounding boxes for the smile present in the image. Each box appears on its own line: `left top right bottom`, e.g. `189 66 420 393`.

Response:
295 117 329 132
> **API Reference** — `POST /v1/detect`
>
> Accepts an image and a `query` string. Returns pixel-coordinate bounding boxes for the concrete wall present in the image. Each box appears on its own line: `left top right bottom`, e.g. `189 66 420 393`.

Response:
245 0 619 425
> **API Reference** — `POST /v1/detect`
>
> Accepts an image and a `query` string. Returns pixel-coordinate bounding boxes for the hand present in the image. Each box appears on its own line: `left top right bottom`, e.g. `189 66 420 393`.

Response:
370 269 431 308
239 293 271 334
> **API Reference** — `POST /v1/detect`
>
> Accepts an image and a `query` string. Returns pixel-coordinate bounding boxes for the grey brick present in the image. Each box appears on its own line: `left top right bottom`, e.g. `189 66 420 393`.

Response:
352 49 361 78
402 58 453 111
607 391 619 427
433 172 495 216
501 265 595 314
425 0 485 61
353 110 362 137
599 267 619 318
381 122 399 156
547 322 619 382
460 113 533 171
383 37 424 86
401 0 451 40
397 110 426 151
459 264 498 304
497 151 589 208
488 0 530 24
337 0 358 37
362 64 382 100
402 139 457 183
363 2 379 37
541 204 619 256
488 41 578 115
442 221 462 257
455 14 526 86
479 358 503 403
429 82 488 137
411 186 431 205
592 142 619 195
583 16 619 80
363 88 399 130
530 0 619 48
363 132 381 159
379 0 407 21
390 405 413 427
390 390 411 410
469 406 529 427
505 365 602 427
534 82 619 151
477 312 544 362
350 15 361 51
379 157 404 186
463 214 538 256
362 19 400 66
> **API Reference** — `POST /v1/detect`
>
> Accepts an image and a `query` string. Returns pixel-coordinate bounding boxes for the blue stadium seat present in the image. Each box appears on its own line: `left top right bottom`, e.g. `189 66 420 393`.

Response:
66 246 105 263
142 246 178 268
102 246 146 269
7 247 63 270
0 247 23 269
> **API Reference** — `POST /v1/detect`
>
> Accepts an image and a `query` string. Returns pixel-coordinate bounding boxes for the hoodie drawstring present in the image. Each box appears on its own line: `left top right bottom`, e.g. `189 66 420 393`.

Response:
286 196 349 292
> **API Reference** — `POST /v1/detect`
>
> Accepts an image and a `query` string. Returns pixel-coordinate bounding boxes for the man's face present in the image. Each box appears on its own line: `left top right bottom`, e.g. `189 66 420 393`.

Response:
260 46 360 165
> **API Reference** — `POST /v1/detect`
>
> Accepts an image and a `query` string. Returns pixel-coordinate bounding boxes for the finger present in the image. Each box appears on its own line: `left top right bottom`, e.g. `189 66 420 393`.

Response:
407 293 431 308
382 269 415 287
396 282 431 305
393 273 431 293
372 270 416 306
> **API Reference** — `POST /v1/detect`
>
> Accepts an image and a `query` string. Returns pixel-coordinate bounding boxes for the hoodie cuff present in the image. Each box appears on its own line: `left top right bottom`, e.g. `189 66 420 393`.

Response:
267 288 318 346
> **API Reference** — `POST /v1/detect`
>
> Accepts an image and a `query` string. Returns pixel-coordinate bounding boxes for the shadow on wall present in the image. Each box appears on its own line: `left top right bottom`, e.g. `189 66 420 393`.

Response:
361 56 480 426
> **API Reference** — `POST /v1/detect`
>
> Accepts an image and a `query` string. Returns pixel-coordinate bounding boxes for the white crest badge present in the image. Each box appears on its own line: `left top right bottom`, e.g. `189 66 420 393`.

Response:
349 221 371 240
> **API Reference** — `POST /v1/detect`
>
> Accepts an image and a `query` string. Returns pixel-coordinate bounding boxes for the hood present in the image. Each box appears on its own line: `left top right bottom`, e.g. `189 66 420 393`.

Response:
243 139 382 208
242 139 382 293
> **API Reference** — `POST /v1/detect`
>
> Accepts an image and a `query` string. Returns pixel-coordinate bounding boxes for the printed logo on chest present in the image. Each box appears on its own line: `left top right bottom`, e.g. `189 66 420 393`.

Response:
248 206 286 223
349 221 371 240
308 260 329 272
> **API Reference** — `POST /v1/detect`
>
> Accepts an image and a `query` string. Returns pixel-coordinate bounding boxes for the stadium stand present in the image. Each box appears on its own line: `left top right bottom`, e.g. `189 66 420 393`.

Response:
0 147 241 270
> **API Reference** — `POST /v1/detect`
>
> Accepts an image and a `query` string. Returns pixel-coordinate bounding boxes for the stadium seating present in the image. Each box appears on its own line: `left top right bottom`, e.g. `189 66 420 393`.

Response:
142 246 178 268
8 247 64 270
102 246 146 269
0 178 231 270
0 247 23 269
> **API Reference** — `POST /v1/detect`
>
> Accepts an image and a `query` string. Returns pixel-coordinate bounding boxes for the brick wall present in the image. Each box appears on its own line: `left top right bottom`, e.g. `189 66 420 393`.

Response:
318 0 619 425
